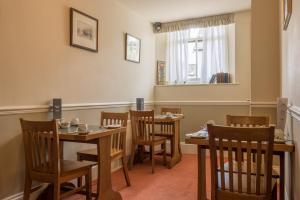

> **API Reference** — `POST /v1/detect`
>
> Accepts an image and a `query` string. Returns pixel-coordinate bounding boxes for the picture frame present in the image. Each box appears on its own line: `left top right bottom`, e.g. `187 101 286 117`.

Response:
125 33 141 63
70 8 98 52
283 0 292 30
157 61 167 85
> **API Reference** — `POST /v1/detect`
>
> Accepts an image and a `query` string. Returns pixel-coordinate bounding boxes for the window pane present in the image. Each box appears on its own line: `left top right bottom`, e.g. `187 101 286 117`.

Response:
197 50 203 78
188 64 197 79
188 42 196 65
197 40 203 50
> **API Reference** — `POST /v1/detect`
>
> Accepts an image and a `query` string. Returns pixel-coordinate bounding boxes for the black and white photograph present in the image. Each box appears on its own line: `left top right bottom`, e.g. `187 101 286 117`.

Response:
70 8 98 52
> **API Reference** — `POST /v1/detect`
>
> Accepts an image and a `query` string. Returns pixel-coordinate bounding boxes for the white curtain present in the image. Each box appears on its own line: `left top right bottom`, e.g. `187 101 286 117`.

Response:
200 25 229 83
166 24 230 84
166 30 189 83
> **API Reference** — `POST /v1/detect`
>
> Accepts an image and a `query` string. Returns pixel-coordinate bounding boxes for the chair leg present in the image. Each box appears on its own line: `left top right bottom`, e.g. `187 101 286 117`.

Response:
23 173 32 200
85 169 92 200
149 146 153 160
53 182 60 200
151 145 155 174
77 155 83 188
178 138 182 156
163 142 167 166
271 182 278 200
130 143 136 170
121 156 131 186
171 137 175 157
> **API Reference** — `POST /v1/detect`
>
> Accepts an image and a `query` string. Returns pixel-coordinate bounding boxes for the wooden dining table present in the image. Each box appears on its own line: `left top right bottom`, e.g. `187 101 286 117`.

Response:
154 114 184 168
59 125 126 200
185 135 295 200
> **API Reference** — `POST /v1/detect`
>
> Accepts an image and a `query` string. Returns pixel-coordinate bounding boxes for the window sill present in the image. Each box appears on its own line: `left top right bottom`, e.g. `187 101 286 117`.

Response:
155 83 240 87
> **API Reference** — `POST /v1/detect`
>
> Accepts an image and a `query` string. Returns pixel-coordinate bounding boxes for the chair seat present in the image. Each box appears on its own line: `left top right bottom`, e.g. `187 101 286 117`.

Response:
218 172 277 194
136 136 167 145
61 160 96 176
224 161 280 177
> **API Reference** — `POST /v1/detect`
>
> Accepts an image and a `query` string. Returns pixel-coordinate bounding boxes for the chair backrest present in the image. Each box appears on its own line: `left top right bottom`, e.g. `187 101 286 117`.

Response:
100 112 128 127
226 115 269 127
130 110 155 142
161 107 181 115
208 124 275 200
20 119 60 175
100 112 128 154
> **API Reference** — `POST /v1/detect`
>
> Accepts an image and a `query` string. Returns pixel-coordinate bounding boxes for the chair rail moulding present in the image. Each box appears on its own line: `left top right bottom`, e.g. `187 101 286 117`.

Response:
288 105 300 122
154 101 250 106
154 83 240 87
153 13 235 33
250 101 277 108
0 101 280 116
0 101 154 116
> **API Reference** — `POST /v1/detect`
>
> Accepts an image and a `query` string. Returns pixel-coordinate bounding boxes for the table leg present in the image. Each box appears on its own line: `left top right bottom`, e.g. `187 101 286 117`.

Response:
97 136 122 200
279 152 285 200
197 145 207 200
178 121 182 157
169 121 182 168
59 141 64 159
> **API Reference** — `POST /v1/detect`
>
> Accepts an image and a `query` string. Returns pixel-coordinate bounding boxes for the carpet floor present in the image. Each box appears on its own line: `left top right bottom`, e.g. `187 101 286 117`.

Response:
65 154 210 200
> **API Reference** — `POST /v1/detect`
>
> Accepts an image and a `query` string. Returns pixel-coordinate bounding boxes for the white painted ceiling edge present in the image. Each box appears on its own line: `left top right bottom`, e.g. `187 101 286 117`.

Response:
116 0 251 22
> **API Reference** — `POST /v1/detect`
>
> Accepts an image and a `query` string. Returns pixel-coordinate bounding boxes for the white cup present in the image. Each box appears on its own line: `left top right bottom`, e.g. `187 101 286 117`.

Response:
71 118 80 126
78 124 88 133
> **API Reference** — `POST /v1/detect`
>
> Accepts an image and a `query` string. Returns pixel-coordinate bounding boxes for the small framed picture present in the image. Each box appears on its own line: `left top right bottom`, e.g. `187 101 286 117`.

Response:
125 33 141 63
283 0 292 30
70 8 98 52
157 61 167 85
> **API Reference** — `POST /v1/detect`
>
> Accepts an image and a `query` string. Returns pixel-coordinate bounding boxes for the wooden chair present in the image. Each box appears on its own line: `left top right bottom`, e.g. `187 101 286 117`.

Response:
161 107 182 115
207 124 277 200
154 107 183 157
77 112 130 192
20 119 94 200
129 110 167 173
226 115 279 178
226 115 269 127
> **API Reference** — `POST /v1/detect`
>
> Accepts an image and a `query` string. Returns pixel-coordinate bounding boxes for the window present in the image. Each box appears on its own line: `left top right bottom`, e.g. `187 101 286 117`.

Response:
166 24 235 84
187 29 204 81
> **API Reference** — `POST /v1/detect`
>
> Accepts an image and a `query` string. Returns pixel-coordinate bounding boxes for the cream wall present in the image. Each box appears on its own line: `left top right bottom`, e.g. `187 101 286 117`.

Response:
0 0 155 199
154 10 252 102
0 0 155 106
281 0 300 198
251 0 280 102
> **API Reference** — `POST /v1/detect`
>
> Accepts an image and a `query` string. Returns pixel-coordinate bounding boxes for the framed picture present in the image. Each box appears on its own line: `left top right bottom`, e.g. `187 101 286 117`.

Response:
283 0 292 30
125 33 141 63
157 61 167 85
70 8 98 52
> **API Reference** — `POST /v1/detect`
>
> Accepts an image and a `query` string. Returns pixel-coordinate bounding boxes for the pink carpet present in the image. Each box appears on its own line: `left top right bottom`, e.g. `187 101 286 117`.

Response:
65 154 211 200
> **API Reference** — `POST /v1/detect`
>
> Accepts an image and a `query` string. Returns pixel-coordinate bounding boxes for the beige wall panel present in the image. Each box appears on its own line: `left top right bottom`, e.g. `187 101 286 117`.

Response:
251 107 277 124
251 0 280 102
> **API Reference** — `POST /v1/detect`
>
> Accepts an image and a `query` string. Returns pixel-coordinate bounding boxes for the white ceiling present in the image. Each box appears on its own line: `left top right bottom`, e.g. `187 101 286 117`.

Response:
117 0 251 22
